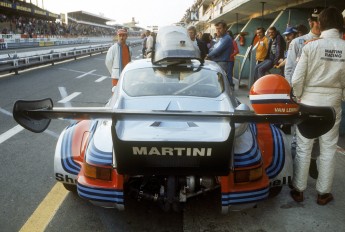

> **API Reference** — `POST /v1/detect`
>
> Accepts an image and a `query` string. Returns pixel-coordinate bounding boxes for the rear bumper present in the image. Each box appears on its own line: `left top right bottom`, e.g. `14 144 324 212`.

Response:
221 186 269 206
77 182 124 210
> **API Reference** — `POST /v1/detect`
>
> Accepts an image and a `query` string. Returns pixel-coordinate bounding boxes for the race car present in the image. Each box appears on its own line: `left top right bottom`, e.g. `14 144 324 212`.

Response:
13 26 335 213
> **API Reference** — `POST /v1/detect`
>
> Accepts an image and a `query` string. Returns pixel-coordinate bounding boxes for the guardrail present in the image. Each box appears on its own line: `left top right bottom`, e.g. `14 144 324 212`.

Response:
0 39 142 75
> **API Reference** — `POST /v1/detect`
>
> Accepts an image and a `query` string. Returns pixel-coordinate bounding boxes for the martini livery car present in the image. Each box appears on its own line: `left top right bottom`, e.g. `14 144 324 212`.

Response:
13 26 335 213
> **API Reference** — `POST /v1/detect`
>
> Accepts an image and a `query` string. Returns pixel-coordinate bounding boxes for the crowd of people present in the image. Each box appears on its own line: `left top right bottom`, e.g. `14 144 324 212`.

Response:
253 7 345 206
0 14 116 37
105 7 345 208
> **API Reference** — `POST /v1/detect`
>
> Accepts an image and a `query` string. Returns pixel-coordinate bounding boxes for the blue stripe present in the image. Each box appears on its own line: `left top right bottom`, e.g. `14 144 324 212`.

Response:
61 123 81 175
250 99 295 104
221 187 269 205
234 124 262 167
86 140 113 165
77 183 124 203
265 125 285 178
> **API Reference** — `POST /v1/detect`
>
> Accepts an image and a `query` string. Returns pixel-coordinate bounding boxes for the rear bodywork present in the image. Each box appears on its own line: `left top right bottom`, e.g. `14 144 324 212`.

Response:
13 26 335 213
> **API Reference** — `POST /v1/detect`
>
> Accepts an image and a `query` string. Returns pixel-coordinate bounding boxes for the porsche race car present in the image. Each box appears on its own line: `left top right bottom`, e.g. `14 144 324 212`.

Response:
13 26 335 213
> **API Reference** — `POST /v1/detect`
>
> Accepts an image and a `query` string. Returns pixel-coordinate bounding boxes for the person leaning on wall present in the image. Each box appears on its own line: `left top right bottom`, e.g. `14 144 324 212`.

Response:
253 27 285 81
255 27 269 64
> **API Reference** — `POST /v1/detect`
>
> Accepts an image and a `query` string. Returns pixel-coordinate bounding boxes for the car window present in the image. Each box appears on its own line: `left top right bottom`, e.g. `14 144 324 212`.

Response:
122 67 224 97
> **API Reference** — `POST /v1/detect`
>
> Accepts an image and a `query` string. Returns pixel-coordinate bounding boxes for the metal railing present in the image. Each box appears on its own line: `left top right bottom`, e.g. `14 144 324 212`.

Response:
0 39 142 75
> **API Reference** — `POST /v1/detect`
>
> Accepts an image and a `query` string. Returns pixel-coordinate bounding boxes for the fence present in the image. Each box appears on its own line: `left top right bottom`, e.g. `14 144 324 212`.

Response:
0 38 142 75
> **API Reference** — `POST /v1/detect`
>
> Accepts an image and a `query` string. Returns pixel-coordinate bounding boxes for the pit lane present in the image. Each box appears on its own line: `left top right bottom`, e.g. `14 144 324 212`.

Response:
0 45 344 232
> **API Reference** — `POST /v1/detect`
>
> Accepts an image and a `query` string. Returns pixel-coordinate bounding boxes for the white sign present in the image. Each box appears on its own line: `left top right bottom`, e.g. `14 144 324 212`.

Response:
190 11 199 21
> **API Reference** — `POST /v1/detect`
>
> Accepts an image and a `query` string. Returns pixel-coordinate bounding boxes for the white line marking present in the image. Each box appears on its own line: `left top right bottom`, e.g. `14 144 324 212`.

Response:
58 87 71 107
0 125 24 144
0 107 59 138
58 68 104 77
58 92 81 103
44 130 60 138
95 76 108 82
76 69 96 79
0 107 12 116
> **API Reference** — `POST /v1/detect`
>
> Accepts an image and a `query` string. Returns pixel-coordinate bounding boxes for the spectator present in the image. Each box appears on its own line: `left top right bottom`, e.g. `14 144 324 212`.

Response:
296 24 309 37
255 27 269 64
253 26 285 81
290 7 345 205
274 26 298 75
197 31 203 40
285 8 323 84
105 29 132 87
141 32 147 58
201 32 212 51
343 9 345 40
187 25 208 60
227 30 239 88
145 30 154 58
284 9 323 181
205 20 233 85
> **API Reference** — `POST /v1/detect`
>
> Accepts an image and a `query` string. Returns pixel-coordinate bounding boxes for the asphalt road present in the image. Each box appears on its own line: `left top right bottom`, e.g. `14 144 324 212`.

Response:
0 45 344 232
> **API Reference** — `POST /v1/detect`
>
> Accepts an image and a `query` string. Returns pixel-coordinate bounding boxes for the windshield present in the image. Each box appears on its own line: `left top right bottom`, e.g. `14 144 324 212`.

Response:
122 67 224 97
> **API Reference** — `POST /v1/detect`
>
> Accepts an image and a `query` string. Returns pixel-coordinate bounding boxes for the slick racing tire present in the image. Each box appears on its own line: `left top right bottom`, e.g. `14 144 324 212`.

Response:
63 183 77 193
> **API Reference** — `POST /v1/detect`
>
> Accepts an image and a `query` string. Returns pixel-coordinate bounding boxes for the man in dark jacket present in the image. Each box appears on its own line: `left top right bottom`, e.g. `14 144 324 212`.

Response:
253 26 286 81
187 25 208 60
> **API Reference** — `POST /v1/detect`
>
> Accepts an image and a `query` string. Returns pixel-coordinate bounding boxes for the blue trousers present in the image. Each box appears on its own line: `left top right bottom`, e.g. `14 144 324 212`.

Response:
254 59 273 81
227 61 235 85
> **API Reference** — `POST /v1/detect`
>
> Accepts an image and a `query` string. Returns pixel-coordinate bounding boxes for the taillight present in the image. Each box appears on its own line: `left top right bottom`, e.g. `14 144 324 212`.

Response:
234 166 263 183
84 162 112 181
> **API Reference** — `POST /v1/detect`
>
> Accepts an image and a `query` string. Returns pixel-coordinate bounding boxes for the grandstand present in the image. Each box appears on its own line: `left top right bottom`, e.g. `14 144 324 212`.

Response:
67 11 116 37
0 0 61 37
0 0 143 38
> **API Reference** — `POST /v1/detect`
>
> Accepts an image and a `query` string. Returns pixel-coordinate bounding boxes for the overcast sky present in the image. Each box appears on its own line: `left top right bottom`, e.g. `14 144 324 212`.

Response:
42 0 195 28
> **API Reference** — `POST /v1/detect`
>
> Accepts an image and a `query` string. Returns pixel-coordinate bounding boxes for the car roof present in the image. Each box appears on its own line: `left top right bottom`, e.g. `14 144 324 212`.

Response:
123 58 225 74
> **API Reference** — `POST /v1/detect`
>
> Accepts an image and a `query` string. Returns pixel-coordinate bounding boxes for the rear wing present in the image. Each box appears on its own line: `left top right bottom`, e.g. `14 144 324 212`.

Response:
13 98 335 139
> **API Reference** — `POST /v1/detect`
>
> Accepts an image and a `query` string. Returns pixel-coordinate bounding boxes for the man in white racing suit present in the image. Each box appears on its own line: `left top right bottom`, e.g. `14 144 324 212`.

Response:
290 7 345 205
105 29 132 87
285 8 323 180
284 8 322 84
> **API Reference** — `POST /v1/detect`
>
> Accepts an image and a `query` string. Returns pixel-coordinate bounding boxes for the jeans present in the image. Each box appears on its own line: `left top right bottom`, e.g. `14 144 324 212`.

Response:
227 61 235 85
216 61 231 85
253 59 273 81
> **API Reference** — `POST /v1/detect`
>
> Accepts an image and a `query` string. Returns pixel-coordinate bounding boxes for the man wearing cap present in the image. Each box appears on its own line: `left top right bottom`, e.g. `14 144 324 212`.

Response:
285 8 323 84
291 7 345 205
105 28 132 87
274 26 298 74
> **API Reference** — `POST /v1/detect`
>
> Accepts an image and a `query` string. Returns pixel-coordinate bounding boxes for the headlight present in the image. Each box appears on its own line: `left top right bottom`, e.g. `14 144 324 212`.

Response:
84 162 112 181
234 165 263 183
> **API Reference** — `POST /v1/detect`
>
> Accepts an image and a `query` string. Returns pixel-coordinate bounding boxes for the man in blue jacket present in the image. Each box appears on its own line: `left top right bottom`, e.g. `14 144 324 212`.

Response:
206 20 233 87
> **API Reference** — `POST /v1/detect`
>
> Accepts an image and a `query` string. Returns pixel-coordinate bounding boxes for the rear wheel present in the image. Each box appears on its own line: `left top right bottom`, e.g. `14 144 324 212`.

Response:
63 183 77 193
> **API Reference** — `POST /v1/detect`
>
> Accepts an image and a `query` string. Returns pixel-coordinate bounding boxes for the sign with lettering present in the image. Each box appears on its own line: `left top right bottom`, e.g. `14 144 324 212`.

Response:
0 2 11 8
16 5 31 12
190 11 199 21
